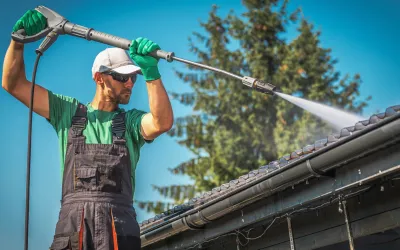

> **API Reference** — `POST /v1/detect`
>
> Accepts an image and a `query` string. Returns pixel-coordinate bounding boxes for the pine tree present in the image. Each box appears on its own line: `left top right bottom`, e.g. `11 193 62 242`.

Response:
136 0 370 215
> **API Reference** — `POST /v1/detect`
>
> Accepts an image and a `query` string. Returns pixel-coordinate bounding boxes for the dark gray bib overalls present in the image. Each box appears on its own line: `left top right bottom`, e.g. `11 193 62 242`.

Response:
50 103 141 250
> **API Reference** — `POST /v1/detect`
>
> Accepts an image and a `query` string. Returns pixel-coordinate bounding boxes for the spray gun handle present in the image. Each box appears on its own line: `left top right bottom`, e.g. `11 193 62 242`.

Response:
11 6 67 44
11 27 52 44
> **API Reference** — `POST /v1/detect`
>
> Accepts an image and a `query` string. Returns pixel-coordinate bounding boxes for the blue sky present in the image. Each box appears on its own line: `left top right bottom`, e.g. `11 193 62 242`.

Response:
0 0 399 249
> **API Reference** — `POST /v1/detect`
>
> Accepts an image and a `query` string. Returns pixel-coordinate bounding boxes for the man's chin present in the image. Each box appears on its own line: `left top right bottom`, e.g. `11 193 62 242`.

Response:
118 98 130 105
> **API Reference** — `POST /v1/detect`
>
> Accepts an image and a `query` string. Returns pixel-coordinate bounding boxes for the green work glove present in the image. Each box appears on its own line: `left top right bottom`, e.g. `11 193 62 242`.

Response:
12 9 47 36
129 37 161 81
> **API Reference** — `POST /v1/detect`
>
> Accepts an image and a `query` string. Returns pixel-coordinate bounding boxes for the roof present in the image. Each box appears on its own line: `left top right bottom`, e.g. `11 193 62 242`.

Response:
139 104 400 231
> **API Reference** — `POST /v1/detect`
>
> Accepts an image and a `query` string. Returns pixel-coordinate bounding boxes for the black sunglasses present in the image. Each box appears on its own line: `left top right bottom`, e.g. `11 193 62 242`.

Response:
103 71 137 83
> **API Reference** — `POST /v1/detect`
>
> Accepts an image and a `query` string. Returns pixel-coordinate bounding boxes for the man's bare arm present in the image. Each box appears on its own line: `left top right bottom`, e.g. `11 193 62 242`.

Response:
2 40 50 119
141 78 174 140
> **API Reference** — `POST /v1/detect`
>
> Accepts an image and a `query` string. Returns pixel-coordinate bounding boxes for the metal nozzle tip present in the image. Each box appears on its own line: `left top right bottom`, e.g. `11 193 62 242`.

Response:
254 80 276 95
241 76 278 95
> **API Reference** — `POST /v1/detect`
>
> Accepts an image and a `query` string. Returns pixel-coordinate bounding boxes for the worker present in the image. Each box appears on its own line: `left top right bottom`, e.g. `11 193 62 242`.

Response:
2 9 174 250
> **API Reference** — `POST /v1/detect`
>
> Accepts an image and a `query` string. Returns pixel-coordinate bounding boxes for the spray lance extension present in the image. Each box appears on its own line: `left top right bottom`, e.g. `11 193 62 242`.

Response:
12 6 277 95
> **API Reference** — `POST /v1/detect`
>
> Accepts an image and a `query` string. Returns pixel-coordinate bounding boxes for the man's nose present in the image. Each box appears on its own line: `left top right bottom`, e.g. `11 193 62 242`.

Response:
125 80 134 89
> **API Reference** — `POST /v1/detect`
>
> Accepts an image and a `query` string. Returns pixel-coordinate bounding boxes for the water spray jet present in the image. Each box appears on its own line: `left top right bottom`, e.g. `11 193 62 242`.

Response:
275 92 366 130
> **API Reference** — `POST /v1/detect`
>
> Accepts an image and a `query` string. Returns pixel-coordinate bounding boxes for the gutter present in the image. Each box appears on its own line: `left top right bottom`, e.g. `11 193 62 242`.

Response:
141 110 400 247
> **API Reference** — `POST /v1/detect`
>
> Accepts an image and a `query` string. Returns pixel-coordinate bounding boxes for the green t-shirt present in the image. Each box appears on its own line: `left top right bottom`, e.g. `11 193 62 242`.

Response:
47 90 151 198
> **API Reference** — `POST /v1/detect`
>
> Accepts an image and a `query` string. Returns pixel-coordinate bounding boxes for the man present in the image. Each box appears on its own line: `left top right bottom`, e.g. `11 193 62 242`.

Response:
2 9 173 250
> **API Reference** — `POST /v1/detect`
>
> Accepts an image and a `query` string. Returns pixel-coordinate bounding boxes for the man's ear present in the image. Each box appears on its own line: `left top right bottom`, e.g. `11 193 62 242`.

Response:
94 72 105 88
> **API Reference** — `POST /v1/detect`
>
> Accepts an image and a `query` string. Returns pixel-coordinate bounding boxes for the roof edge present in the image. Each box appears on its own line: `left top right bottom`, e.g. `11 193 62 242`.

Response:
140 109 400 247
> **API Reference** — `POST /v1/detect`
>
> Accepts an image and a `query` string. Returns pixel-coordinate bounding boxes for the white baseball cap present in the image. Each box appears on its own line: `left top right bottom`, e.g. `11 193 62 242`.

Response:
91 47 141 79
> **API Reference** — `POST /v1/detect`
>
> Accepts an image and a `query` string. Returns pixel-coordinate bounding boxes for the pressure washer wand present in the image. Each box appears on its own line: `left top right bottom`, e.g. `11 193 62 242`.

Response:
12 6 277 95
63 23 276 94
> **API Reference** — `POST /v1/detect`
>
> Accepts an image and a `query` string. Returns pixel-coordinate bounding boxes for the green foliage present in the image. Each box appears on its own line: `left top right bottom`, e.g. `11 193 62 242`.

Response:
135 201 173 215
135 184 196 215
137 0 370 214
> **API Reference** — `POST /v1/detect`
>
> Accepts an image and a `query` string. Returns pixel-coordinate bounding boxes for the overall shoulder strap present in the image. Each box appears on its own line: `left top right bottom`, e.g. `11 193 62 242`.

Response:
111 111 126 144
70 103 87 138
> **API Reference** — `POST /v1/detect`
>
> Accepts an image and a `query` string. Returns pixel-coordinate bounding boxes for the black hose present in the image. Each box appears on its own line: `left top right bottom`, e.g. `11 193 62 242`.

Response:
24 51 42 250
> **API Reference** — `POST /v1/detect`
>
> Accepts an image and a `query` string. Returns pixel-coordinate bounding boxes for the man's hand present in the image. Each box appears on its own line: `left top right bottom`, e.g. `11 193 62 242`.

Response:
129 38 173 140
13 9 47 36
129 37 161 81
